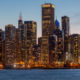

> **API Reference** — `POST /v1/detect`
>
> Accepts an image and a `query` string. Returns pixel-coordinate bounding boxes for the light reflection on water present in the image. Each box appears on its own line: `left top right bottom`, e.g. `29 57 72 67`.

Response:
0 69 80 80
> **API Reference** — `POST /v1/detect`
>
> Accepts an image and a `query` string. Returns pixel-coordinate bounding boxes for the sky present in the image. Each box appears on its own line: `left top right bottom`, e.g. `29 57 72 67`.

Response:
0 0 80 37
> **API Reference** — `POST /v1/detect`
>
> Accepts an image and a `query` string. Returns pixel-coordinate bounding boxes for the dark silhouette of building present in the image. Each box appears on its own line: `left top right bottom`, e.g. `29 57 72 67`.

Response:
38 37 42 47
62 16 70 37
54 19 64 61
49 35 57 65
2 31 5 65
62 16 70 61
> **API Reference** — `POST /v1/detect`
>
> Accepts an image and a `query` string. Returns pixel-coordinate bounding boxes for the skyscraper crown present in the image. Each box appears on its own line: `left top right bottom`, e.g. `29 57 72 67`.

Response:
55 19 60 28
42 3 55 8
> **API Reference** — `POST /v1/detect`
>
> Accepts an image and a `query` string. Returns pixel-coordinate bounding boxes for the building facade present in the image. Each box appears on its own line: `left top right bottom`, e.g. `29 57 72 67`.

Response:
49 35 57 65
62 16 70 37
5 24 16 68
62 16 70 61
70 34 80 64
18 16 27 65
0 29 3 62
41 3 56 65
24 21 37 65
54 19 64 62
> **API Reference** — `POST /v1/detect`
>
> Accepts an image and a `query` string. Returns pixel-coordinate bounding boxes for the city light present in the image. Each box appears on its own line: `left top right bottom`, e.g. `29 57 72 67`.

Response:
0 2 80 69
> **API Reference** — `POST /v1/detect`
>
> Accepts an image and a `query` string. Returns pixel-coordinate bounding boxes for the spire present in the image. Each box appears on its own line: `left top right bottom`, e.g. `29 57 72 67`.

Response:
18 12 23 27
55 17 60 28
19 12 22 21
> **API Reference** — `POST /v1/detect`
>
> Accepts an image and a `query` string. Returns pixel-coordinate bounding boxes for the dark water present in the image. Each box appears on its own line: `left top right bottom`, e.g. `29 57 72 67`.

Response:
0 69 80 80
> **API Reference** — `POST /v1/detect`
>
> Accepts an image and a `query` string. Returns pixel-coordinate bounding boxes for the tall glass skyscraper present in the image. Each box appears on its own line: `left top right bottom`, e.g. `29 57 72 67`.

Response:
41 3 55 65
62 16 70 61
62 16 70 37
24 21 37 64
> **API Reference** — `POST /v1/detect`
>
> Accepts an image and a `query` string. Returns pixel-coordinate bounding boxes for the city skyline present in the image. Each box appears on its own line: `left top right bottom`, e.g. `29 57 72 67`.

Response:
0 1 80 69
0 0 80 37
0 1 80 80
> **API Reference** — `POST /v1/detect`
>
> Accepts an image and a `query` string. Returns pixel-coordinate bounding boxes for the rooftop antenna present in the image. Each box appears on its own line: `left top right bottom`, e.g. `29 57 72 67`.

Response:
19 12 22 21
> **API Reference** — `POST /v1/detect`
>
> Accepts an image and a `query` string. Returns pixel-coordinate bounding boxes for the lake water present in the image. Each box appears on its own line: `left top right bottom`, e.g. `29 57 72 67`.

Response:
0 69 80 80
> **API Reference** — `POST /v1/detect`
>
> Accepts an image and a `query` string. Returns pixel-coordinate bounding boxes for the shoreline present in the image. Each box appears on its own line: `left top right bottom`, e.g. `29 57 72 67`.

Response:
1 67 80 70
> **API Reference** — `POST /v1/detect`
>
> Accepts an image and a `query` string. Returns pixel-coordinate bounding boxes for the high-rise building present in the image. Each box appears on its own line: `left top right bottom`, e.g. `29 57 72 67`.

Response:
0 29 3 62
41 3 55 65
32 44 41 65
24 21 37 64
38 37 42 47
15 28 21 63
70 34 80 64
38 37 42 64
62 16 70 37
19 24 27 63
62 16 70 61
18 15 27 64
54 19 64 61
5 24 16 68
18 13 23 28
49 35 57 65
42 3 55 36
2 31 5 65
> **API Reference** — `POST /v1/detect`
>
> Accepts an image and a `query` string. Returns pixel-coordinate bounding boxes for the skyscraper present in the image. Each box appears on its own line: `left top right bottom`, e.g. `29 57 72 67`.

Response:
70 34 80 64
15 28 21 63
54 19 64 61
38 37 42 47
5 24 16 68
2 31 5 65
62 16 70 61
41 3 55 65
62 16 70 37
0 29 3 62
42 3 55 36
18 13 23 28
24 21 37 65
49 35 57 65
18 15 27 64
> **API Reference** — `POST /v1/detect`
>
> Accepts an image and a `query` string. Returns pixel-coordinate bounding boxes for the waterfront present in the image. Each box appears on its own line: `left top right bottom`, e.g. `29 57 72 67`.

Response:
0 69 80 80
